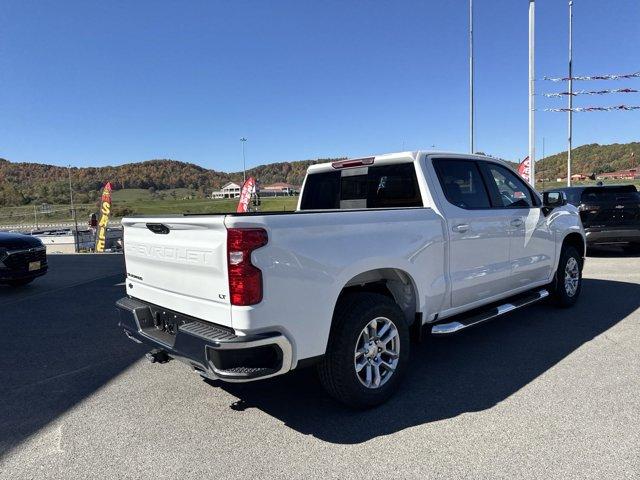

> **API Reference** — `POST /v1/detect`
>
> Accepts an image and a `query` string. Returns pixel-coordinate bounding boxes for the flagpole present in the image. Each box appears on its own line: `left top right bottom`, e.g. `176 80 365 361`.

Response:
528 0 536 189
567 0 573 187
469 0 475 154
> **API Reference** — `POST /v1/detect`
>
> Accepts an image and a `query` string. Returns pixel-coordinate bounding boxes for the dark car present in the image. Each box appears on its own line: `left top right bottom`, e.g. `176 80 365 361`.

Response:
0 232 48 287
544 185 640 251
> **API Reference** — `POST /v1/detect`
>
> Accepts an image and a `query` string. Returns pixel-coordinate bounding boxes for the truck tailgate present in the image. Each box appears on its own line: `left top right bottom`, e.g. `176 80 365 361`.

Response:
121 216 231 326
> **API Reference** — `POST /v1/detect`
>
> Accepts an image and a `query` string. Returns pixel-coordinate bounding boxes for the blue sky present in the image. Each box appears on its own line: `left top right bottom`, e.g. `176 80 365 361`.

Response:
1 0 638 171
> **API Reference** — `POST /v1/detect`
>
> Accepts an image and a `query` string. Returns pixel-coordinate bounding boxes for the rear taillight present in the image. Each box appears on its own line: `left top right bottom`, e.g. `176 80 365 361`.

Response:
227 228 268 306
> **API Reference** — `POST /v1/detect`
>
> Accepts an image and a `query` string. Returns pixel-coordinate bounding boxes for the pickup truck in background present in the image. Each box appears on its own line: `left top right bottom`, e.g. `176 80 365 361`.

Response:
544 184 640 252
117 151 585 408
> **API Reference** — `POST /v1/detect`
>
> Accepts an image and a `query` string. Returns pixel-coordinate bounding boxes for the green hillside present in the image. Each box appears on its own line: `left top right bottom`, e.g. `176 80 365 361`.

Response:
537 142 640 180
0 195 300 227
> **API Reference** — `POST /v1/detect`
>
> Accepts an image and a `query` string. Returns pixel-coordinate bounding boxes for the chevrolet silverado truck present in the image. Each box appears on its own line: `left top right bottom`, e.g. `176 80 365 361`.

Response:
117 152 585 408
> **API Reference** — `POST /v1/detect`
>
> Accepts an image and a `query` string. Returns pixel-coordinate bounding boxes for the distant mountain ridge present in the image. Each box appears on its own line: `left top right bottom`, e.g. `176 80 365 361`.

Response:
0 157 338 206
0 141 638 206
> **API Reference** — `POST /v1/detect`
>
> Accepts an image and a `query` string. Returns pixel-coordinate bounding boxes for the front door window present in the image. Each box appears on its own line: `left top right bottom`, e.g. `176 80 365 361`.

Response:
486 164 535 208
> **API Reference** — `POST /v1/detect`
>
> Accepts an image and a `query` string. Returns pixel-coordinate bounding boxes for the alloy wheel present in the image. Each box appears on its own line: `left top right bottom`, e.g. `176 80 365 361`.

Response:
353 317 400 389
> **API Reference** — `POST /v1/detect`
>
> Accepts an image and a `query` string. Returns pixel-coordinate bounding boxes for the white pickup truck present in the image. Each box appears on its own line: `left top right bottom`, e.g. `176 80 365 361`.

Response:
117 151 585 407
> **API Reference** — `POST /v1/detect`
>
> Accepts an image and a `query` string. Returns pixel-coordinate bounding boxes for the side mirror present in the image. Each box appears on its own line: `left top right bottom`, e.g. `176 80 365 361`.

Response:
543 191 567 208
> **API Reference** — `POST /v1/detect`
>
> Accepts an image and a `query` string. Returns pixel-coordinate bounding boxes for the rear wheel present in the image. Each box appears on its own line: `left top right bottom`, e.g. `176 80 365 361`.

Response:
317 292 410 408
549 246 582 308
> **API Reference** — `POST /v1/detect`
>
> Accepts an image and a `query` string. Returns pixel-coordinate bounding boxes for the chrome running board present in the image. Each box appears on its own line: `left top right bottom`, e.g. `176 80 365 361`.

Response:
431 289 549 336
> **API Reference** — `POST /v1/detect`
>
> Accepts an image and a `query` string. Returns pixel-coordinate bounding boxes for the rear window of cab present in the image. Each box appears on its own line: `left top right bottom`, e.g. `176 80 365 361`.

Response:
580 186 640 203
299 163 423 210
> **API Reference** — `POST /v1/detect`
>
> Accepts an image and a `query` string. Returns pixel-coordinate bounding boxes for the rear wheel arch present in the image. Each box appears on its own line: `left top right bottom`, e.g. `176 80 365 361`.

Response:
333 268 420 329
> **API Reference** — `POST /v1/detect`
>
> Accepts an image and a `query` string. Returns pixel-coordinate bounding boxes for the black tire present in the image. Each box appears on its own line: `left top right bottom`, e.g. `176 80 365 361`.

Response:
549 246 582 308
8 278 34 287
317 292 410 408
623 243 640 254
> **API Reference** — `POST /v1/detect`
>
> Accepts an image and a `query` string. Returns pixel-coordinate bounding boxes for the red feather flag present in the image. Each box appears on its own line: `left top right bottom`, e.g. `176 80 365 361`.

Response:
518 156 531 184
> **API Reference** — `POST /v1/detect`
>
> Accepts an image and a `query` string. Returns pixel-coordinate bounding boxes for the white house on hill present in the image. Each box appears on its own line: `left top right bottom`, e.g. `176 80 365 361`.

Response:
211 182 242 199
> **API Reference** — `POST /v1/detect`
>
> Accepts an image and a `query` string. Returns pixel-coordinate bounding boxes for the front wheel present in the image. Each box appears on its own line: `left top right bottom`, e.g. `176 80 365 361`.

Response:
549 246 583 308
317 292 410 409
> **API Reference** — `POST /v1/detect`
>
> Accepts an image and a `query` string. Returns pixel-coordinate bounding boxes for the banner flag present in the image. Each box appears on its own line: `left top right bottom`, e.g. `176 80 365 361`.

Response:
543 71 640 82
236 177 257 213
543 88 638 98
544 105 640 112
518 156 531 183
95 182 113 252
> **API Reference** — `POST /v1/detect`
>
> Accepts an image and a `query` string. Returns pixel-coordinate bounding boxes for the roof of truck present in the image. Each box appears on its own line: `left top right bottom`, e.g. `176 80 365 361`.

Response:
306 151 509 174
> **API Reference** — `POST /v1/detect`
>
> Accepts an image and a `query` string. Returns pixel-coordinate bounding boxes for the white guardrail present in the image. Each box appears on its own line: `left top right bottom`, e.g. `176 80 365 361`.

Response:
0 221 121 232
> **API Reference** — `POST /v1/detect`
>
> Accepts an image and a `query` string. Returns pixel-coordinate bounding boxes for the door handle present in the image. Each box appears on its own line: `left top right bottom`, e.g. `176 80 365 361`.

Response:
510 218 524 227
452 223 469 233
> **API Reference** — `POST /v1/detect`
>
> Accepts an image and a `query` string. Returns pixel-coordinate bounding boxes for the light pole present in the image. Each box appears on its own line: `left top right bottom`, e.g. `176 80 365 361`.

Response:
567 0 573 187
67 165 79 252
541 136 546 191
469 0 475 154
240 137 247 184
528 0 536 189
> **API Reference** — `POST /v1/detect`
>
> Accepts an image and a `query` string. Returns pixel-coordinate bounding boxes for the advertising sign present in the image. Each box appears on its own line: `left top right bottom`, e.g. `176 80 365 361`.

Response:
236 177 257 213
95 182 113 252
518 156 531 183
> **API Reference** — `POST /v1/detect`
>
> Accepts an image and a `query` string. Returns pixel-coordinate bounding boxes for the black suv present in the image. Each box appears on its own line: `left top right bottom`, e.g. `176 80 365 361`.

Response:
0 232 48 286
545 185 640 250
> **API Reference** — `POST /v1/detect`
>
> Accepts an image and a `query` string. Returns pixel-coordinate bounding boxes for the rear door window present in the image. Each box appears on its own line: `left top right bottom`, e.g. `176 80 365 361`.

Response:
433 159 491 209
299 163 423 210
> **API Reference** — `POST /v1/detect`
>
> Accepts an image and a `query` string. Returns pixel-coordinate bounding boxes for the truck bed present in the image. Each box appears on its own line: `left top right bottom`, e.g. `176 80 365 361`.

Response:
122 207 446 360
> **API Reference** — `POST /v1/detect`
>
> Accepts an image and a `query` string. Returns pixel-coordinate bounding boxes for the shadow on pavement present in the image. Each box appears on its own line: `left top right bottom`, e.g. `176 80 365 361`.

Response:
217 278 640 444
2 255 637 451
0 256 145 457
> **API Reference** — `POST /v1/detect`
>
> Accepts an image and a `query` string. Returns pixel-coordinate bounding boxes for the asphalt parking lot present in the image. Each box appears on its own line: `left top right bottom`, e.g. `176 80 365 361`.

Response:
1 251 639 479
